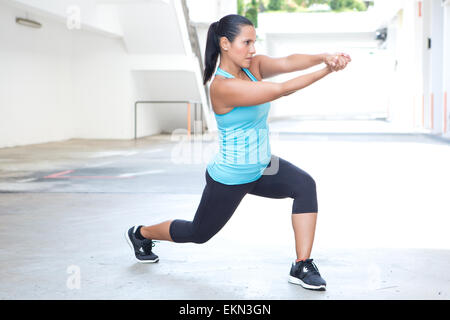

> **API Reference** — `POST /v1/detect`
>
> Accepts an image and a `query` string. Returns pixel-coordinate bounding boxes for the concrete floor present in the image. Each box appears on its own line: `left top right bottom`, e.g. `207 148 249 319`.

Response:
1 119 450 299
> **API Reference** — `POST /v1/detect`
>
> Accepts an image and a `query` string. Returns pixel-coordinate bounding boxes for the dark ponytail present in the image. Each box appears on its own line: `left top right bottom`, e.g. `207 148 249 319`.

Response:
203 14 254 85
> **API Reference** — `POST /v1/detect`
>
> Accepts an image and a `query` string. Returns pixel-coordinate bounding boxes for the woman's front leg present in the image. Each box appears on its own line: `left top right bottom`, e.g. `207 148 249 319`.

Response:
291 212 317 261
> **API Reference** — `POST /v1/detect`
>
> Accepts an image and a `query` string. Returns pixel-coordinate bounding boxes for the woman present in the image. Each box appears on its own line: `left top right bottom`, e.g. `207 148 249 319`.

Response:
125 14 351 291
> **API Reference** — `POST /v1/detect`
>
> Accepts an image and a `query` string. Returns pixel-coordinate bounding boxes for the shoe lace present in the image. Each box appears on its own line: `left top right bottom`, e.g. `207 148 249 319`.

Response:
303 259 320 275
142 239 159 254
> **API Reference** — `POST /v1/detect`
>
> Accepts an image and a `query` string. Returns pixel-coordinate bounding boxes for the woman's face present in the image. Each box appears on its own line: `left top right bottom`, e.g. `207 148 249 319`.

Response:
220 25 256 68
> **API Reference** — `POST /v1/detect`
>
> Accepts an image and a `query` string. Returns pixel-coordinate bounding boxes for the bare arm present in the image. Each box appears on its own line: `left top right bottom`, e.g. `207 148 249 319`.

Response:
214 66 333 108
281 66 332 95
284 53 326 72
255 53 326 79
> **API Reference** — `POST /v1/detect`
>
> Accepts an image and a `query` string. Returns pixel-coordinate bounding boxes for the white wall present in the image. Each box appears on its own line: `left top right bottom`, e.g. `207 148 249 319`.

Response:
0 5 73 147
383 2 422 131
1 0 124 37
187 0 236 23
0 2 137 148
119 1 185 54
419 0 448 136
379 0 450 137
429 0 444 134
0 0 214 148
258 12 389 120
132 70 204 135
444 2 450 137
70 28 136 140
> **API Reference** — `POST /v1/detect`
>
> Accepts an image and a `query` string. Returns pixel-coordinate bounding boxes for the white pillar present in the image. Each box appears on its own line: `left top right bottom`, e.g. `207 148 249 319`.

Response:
429 0 444 134
412 0 424 131
421 0 432 131
443 1 450 137
386 1 419 132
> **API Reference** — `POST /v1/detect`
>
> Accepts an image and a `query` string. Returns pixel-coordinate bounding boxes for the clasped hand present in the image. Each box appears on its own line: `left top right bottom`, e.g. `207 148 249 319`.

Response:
324 52 351 72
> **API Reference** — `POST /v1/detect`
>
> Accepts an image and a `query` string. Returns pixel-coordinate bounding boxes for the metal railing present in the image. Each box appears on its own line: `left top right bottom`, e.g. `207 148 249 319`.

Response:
134 100 203 140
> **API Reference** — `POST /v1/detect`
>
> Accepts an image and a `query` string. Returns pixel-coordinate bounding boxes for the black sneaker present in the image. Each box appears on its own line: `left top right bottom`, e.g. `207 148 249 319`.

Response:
288 258 326 291
124 225 159 263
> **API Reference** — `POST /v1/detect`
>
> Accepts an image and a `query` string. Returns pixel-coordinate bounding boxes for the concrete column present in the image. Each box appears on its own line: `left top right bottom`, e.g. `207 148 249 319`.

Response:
412 0 424 130
443 2 450 137
429 0 444 134
386 1 420 131
421 0 432 131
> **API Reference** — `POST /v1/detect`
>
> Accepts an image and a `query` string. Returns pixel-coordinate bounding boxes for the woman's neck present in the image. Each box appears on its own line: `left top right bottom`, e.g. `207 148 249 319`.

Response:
218 62 243 79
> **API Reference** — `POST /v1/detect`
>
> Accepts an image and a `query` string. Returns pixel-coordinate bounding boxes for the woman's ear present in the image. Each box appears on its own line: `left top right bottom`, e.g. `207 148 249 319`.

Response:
219 37 229 51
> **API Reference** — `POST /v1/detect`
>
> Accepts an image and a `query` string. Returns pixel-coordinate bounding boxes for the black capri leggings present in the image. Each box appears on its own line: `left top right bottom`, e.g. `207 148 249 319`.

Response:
169 155 318 244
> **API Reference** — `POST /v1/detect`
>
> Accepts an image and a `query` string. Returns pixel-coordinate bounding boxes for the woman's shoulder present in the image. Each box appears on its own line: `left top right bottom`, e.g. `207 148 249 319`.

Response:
209 60 263 110
209 78 228 114
247 55 264 81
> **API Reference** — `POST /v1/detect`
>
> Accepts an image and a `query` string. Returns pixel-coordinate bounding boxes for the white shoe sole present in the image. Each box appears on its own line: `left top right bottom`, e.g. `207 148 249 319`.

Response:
124 229 159 263
288 275 326 291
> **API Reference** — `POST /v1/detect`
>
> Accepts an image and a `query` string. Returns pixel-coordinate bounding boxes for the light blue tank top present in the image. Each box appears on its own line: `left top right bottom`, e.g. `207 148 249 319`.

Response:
206 67 272 185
